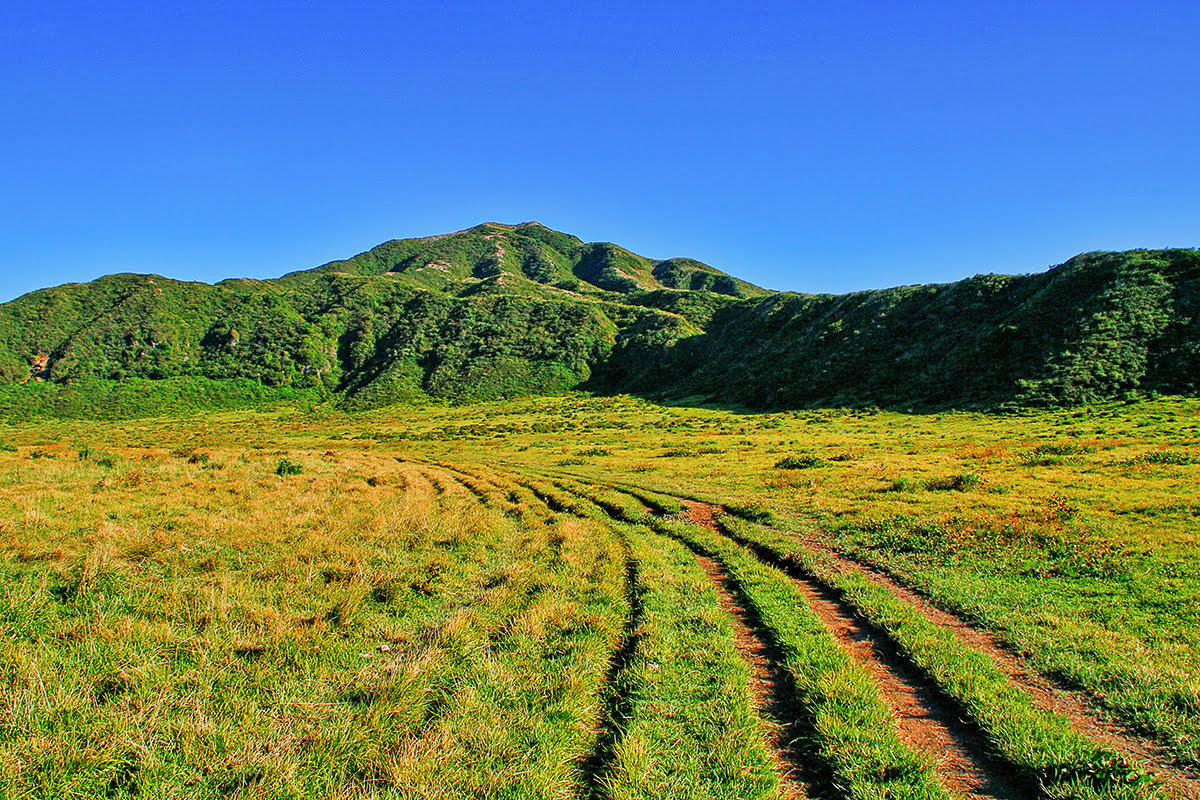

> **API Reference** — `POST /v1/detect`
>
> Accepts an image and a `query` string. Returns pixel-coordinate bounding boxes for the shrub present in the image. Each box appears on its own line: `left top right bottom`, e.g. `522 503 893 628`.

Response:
275 457 302 476
774 454 826 469
1021 442 1094 466
1124 449 1197 466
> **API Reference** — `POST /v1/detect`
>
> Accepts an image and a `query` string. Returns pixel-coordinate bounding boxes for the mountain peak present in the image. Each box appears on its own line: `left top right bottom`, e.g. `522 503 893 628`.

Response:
0 238 1197 412
282 223 765 299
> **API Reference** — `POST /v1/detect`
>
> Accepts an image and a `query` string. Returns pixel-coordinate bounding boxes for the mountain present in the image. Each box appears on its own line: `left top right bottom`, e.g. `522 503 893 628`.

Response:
0 222 1197 418
598 248 1200 408
279 222 769 299
0 223 762 414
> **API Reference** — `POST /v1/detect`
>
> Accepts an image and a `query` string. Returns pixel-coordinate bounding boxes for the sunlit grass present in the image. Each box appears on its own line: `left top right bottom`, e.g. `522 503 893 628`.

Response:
1 394 1198 795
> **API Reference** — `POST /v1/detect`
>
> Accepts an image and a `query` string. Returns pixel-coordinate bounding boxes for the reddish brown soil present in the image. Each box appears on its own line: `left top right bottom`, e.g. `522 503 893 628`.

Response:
797 537 1200 800
686 500 721 529
691 551 815 800
684 502 1026 800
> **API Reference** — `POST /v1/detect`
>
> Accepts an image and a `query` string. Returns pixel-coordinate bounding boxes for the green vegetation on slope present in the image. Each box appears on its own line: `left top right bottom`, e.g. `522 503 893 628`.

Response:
1 222 1197 415
597 249 1200 408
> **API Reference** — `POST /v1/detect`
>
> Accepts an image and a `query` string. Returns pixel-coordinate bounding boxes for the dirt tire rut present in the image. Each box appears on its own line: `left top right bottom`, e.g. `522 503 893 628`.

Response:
684 502 1030 800
788 531 1200 800
691 550 821 800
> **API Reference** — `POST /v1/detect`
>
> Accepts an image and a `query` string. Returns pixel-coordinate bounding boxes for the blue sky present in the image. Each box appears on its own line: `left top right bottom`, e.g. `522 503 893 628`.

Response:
2 1 1198 302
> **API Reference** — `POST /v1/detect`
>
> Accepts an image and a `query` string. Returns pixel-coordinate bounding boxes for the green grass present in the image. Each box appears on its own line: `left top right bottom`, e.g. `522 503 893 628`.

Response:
0 455 630 797
595 522 785 799
651 515 950 800
716 515 1160 800
2 395 1199 797
831 525 1200 769
555 478 949 800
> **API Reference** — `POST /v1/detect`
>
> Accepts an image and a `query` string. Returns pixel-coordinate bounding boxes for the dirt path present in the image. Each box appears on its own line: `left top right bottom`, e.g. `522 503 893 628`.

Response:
691 550 821 800
783 535 1200 800
553 490 821 798
422 467 1197 799
684 502 1028 800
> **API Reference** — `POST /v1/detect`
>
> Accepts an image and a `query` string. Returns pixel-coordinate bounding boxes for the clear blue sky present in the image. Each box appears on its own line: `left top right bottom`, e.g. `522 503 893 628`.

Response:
3 1 1198 302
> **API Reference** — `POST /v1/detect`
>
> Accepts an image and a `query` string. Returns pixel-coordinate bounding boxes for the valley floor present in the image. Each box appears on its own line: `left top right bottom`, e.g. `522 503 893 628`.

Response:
1 395 1198 799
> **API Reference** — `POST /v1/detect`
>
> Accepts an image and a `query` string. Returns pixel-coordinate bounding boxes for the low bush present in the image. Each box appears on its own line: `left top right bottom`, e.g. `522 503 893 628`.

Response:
774 454 826 469
1123 449 1197 466
275 457 302 476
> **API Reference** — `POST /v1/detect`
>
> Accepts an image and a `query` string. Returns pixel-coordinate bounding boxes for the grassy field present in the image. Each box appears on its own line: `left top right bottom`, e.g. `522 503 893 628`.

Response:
1 395 1198 799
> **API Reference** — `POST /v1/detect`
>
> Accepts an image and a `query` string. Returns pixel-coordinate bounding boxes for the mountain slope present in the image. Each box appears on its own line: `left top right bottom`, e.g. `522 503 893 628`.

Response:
279 221 769 299
0 224 1197 416
0 224 752 410
592 248 1200 407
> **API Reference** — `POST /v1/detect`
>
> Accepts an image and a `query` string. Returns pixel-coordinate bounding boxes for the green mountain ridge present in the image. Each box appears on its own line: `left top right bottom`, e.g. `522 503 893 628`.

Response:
1 222 1197 417
278 222 770 298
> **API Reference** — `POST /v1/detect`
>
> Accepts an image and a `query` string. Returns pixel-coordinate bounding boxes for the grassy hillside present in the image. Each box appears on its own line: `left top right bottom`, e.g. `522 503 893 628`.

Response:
593 248 1200 408
1 224 1197 416
278 222 769 299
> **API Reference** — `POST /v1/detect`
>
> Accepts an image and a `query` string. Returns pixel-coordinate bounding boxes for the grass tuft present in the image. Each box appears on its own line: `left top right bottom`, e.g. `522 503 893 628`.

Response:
275 456 303 475
774 454 826 469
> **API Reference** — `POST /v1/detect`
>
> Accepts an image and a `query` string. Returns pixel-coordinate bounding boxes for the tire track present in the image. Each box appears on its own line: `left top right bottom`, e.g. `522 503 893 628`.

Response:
414 467 453 497
484 473 647 797
431 468 498 508
578 533 643 800
690 550 828 800
557 480 831 800
683 501 1030 800
415 459 559 525
429 462 520 513
409 466 647 796
780 531 1200 800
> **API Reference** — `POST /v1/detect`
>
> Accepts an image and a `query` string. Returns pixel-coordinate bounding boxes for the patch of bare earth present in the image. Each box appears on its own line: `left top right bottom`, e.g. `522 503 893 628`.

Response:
691 551 816 800
795 537 1200 800
683 502 1027 800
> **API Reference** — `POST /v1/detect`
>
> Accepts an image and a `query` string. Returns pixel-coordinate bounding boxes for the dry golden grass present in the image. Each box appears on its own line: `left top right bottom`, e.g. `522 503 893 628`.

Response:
1 395 1198 796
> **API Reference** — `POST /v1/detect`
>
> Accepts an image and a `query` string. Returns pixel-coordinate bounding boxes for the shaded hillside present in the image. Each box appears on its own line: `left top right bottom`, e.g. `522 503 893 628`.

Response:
0 223 1197 416
593 249 1200 407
